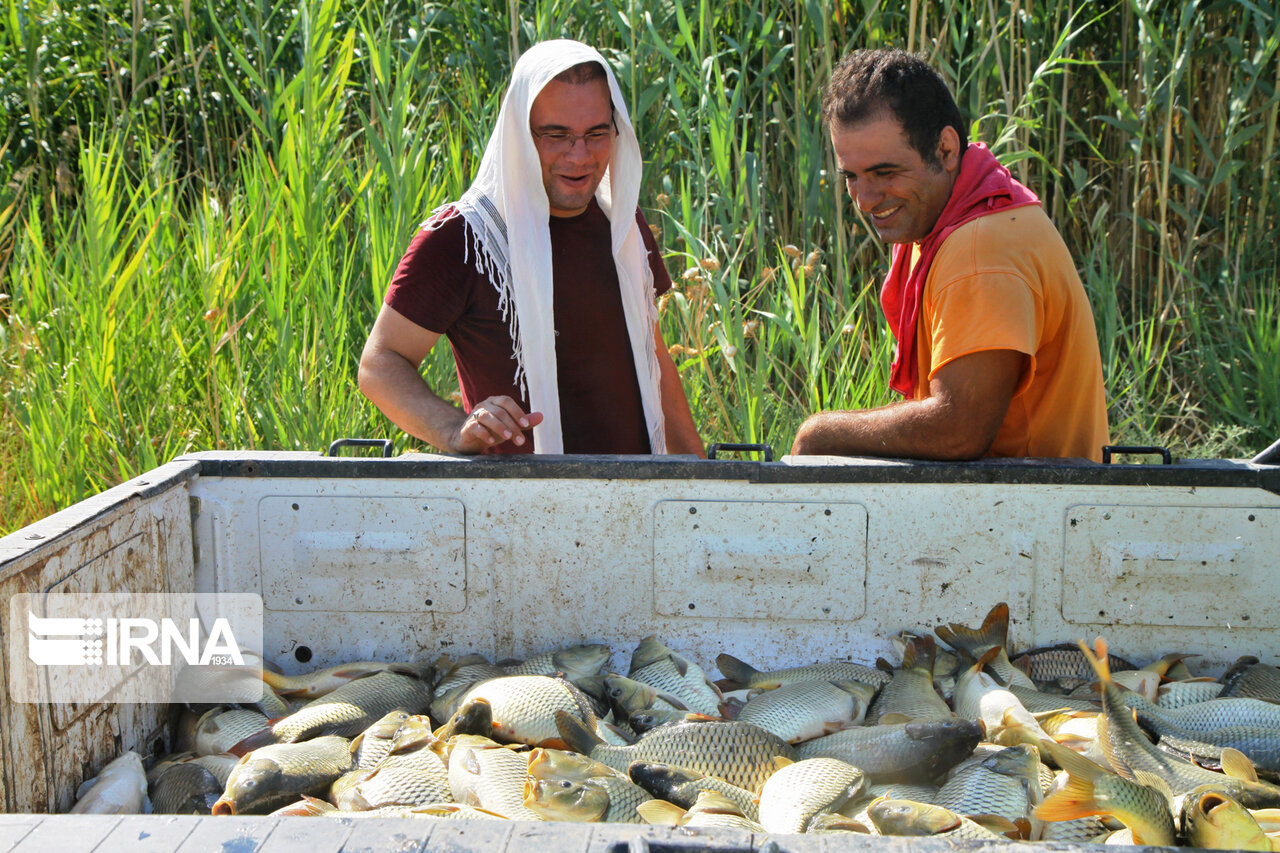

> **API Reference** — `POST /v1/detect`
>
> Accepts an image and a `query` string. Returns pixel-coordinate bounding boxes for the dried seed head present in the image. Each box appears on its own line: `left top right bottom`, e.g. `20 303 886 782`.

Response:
722 345 738 358
449 391 462 404
203 308 222 323
699 257 720 271
782 244 801 259
682 268 703 282
649 223 660 240
657 293 672 312
760 267 777 284
842 324 856 336
656 193 671 210
742 320 759 336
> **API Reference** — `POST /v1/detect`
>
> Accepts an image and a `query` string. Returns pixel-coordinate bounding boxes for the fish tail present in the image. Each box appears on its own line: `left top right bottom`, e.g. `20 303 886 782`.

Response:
555 709 604 755
715 654 760 689
936 602 1010 658
903 635 936 673
637 799 686 825
260 670 292 691
1077 638 1113 684
1145 653 1195 678
1035 772 1105 822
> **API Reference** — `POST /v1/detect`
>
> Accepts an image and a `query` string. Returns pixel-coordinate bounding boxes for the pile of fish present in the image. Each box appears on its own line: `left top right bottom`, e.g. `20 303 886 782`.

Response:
68 603 1280 848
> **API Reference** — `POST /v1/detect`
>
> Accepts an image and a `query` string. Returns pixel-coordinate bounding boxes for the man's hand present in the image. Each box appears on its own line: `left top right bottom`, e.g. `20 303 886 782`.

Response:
360 305 543 454
790 348 1026 459
450 396 544 454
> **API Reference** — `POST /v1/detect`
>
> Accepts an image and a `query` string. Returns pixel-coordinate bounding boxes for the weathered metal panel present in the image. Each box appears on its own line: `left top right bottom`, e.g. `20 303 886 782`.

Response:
184 466 1280 681
653 500 867 621
0 477 194 814
1062 504 1280 628
257 496 466 615
3 450 1279 853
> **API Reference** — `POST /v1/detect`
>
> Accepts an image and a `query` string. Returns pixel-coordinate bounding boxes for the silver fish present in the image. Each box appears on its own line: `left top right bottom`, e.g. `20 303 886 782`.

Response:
794 719 981 784
757 757 865 834
557 711 794 794
868 635 953 724
628 636 723 716
716 653 890 691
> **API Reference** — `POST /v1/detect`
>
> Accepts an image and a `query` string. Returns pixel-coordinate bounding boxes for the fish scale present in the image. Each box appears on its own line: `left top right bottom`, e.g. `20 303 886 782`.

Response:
501 644 610 680
1220 658 1280 704
757 757 864 834
195 708 269 756
458 675 595 745
526 774 651 823
1158 680 1225 709
1081 641 1280 811
447 736 541 821
869 637 953 724
269 671 432 744
1010 644 1137 687
148 764 221 814
736 680 874 743
628 637 722 715
351 711 411 769
347 742 451 809
627 762 761 821
794 719 981 783
931 744 1040 823
1130 692 1280 734
558 714 795 794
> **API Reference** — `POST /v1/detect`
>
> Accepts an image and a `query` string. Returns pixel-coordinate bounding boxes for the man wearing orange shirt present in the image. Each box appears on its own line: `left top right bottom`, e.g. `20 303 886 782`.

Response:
791 49 1109 461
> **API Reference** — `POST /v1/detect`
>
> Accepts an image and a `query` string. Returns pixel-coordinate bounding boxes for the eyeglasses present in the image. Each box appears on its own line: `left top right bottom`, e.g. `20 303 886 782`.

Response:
531 127 616 155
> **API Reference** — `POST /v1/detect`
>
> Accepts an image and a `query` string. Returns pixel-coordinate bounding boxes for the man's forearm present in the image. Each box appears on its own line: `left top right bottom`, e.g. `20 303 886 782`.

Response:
662 393 704 456
792 349 1024 460
654 325 705 457
358 349 466 452
791 399 989 460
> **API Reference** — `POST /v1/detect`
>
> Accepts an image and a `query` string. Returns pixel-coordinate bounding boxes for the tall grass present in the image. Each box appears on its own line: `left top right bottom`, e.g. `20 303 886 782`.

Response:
2 0 1278 532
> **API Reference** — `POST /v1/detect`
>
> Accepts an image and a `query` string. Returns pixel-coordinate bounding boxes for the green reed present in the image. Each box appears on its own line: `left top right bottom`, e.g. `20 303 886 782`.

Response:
2 0 1278 532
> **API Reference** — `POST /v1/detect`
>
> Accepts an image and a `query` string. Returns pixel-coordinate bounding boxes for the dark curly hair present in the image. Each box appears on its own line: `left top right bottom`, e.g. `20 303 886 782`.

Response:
821 49 968 166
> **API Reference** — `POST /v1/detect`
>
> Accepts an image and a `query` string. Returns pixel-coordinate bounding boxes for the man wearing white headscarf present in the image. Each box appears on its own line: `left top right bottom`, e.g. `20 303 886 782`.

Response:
359 40 703 456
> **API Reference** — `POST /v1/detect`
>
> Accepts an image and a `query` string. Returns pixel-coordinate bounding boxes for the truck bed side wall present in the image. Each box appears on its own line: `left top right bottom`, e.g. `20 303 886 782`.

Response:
0 463 200 813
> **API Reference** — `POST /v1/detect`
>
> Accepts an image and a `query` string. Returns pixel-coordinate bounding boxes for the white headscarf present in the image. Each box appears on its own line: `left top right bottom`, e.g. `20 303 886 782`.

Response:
422 40 665 454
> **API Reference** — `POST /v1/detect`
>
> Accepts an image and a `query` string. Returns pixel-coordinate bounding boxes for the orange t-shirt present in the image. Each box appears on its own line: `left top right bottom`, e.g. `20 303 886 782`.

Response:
911 205 1110 461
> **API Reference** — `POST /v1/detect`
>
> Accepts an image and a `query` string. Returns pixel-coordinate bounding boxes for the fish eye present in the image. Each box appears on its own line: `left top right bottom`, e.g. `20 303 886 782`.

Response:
559 780 573 789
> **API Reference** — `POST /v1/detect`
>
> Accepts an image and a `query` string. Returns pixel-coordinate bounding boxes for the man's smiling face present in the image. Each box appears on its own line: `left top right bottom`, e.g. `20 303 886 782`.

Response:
529 77 615 218
830 113 960 244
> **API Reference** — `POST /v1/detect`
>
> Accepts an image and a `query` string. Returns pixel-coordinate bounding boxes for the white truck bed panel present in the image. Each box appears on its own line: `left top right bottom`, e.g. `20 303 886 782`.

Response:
1 449 1277 850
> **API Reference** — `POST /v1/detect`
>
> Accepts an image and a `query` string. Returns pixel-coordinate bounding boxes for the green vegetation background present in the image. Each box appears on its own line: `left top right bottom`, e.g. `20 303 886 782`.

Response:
2 0 1278 533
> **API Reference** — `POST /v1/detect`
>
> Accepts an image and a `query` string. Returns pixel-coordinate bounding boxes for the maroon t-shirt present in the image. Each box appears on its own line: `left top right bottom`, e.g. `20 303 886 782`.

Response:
385 199 672 454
